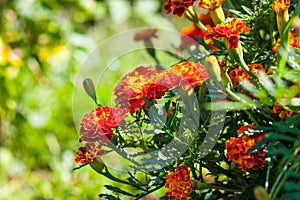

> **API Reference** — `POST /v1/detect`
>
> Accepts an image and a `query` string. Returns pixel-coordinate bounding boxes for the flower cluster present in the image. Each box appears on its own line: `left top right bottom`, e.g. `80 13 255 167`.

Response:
72 0 300 199
114 62 210 113
226 125 267 171
165 165 192 200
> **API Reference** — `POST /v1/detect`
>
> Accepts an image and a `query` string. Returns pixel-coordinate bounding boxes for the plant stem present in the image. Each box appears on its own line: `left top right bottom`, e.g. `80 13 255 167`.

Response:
206 183 244 192
135 184 164 199
244 109 260 126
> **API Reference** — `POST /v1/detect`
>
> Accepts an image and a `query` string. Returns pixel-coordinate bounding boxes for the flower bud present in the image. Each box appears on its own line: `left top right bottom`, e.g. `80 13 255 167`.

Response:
254 186 270 200
205 55 222 83
83 78 97 103
90 158 105 174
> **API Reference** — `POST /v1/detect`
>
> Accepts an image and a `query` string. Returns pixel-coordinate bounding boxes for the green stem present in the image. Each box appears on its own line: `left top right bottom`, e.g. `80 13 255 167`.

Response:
225 88 256 109
185 6 208 33
135 184 164 199
206 183 244 192
269 147 300 199
101 166 148 190
244 109 260 126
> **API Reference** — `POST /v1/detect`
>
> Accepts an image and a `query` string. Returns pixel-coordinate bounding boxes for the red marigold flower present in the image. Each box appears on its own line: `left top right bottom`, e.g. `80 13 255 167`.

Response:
164 0 195 17
271 0 290 16
169 61 210 90
206 18 251 49
226 125 267 171
272 31 300 52
75 147 95 164
165 165 192 200
79 106 127 143
228 64 266 93
74 144 104 164
198 0 225 10
114 66 170 114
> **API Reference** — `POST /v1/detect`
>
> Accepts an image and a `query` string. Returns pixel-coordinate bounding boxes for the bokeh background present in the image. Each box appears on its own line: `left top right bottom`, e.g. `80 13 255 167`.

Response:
0 0 189 199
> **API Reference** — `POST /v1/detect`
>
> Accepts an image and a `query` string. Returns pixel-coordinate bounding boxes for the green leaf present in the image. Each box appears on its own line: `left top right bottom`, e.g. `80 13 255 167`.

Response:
195 36 210 51
284 181 300 191
284 170 300 179
99 194 121 200
241 5 254 15
266 133 295 142
104 185 135 197
248 137 270 154
273 122 300 135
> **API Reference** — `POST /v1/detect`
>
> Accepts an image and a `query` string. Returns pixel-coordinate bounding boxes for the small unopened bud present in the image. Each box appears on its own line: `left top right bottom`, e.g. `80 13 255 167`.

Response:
292 17 300 35
254 186 270 200
205 55 222 83
190 180 209 190
90 158 105 174
83 78 97 103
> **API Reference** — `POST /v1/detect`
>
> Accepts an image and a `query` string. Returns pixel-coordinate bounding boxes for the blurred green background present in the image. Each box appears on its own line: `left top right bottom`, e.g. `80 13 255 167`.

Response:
0 0 185 199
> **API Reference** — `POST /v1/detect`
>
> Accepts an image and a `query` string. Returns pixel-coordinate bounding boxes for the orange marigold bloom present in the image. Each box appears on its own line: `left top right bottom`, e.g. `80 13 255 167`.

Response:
228 64 266 93
206 18 251 48
272 31 300 52
198 0 225 10
79 106 127 144
114 66 170 114
271 0 290 16
237 124 257 136
164 0 195 17
226 125 267 171
179 24 211 50
170 61 210 90
165 165 192 200
272 102 293 119
134 28 158 42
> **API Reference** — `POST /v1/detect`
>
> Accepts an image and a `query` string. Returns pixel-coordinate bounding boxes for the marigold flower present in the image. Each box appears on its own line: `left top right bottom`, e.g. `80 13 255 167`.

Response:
169 61 210 90
134 28 158 42
237 124 256 135
226 125 267 171
228 64 266 93
206 18 251 48
75 147 95 164
114 66 170 114
271 0 290 16
165 165 192 200
272 102 293 119
198 0 225 10
179 24 211 50
198 0 226 25
79 106 127 143
164 0 195 17
198 13 215 26
272 31 300 52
